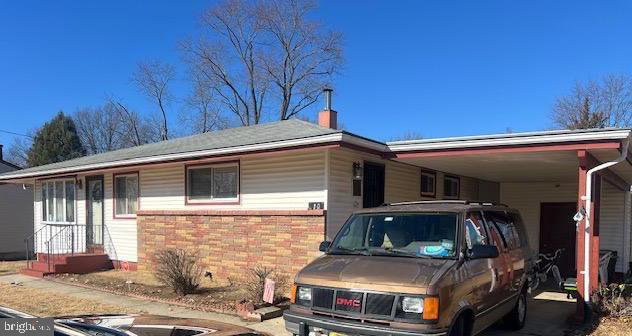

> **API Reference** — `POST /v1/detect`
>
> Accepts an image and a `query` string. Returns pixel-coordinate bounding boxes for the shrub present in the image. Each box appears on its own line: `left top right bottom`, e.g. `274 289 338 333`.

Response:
592 283 632 318
242 265 289 305
154 248 203 295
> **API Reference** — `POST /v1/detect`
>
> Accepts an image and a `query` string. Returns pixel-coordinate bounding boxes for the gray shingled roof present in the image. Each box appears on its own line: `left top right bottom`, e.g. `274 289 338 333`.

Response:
0 119 340 179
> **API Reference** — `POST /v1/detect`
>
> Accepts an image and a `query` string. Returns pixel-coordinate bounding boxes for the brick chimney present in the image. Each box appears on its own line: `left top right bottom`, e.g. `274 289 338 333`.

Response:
318 88 337 129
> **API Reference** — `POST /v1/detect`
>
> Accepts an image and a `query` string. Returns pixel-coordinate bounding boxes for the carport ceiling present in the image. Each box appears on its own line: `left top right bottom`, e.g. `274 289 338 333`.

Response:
395 151 581 183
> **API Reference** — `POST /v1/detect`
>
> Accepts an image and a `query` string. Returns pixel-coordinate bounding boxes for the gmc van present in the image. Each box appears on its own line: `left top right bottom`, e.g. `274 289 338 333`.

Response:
284 200 534 336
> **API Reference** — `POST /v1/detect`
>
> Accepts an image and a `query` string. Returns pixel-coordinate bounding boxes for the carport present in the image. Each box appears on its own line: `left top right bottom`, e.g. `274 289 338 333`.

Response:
387 128 632 318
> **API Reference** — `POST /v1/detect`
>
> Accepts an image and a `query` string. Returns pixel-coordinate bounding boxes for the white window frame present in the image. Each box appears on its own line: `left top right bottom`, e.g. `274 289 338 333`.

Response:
420 170 436 198
114 173 139 218
41 179 76 224
186 162 240 204
444 175 460 199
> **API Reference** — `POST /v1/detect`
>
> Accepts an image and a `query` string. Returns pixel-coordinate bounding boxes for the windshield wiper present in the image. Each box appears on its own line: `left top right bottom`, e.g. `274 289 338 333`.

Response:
367 247 434 258
327 247 371 256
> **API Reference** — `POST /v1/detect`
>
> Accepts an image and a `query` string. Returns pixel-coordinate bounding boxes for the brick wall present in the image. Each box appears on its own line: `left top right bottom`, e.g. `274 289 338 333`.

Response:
136 210 326 281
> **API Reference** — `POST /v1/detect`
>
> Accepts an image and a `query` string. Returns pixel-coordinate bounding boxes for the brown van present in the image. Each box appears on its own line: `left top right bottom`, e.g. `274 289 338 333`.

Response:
284 200 534 336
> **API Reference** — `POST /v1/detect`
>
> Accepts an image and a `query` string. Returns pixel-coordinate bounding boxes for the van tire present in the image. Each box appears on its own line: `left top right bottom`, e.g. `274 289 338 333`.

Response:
504 290 527 330
449 314 469 336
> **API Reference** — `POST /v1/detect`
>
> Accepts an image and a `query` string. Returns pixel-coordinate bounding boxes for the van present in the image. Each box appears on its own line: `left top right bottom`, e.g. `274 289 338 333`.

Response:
284 200 534 336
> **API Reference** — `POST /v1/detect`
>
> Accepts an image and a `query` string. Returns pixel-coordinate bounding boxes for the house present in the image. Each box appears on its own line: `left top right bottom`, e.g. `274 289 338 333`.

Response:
0 95 631 317
0 145 33 260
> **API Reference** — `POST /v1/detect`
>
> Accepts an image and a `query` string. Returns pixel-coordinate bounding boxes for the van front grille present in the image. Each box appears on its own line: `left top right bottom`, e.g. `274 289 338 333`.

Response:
313 288 334 309
307 287 397 319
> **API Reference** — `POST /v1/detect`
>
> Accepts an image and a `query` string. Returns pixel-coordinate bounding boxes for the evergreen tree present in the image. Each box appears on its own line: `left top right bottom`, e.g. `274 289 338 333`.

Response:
27 112 86 167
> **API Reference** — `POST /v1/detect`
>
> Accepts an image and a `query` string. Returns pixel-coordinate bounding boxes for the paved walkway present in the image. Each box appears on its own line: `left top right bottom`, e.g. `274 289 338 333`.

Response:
0 274 575 336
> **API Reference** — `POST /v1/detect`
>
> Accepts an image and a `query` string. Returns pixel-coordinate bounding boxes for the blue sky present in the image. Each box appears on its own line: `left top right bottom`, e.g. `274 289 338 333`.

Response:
1 0 631 147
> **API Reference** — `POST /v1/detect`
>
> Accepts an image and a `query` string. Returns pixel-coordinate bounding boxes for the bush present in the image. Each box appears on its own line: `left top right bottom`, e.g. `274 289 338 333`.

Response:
242 265 289 305
592 283 632 318
154 249 203 295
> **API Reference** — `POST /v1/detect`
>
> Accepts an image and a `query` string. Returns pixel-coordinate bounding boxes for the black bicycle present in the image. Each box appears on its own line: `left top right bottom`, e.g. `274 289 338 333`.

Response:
529 248 564 292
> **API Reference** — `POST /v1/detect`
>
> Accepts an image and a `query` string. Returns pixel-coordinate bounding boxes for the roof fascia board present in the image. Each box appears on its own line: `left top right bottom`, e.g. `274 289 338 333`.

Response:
388 129 631 152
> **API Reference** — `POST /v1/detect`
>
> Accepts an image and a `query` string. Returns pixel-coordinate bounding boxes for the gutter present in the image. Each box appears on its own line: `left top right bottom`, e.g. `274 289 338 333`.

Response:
582 137 630 302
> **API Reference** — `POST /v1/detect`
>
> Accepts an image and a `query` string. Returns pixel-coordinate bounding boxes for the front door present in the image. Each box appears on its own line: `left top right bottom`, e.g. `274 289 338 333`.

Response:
540 202 577 277
362 162 385 208
86 176 104 246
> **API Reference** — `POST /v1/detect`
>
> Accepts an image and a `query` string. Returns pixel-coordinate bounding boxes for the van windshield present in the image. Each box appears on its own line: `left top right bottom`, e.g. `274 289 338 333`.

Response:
329 212 458 258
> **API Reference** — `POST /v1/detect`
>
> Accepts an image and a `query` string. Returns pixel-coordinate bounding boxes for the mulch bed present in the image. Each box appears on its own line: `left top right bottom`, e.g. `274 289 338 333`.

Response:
51 273 247 315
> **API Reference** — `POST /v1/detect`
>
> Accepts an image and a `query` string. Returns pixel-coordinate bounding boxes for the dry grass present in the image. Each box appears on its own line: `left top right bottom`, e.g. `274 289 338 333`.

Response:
0 283 138 317
78 269 216 287
588 317 632 336
0 260 26 276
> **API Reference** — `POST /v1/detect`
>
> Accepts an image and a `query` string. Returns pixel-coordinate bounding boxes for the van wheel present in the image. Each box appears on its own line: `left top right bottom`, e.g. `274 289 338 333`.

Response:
505 290 527 330
449 315 469 336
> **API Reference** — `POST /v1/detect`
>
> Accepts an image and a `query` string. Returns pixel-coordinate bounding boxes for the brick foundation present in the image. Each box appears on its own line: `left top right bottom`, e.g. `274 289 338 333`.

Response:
137 209 326 281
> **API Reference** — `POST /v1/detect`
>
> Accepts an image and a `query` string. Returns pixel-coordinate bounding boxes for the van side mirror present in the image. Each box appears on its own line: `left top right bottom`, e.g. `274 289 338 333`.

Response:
319 241 331 252
468 245 499 259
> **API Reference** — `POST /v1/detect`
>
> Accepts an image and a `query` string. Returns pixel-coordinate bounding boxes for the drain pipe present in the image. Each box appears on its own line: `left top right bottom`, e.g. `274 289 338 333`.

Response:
582 137 630 302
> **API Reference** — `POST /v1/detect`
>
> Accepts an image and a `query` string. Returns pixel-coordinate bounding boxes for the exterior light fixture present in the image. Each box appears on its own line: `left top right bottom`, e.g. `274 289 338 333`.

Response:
352 162 363 180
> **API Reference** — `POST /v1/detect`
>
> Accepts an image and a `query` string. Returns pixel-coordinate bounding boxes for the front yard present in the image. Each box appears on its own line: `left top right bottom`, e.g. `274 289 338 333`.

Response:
53 269 248 313
0 260 26 275
0 282 138 316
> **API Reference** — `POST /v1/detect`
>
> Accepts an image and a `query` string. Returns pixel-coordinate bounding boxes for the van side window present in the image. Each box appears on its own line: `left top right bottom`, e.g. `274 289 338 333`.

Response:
485 211 519 250
509 212 529 248
465 212 489 250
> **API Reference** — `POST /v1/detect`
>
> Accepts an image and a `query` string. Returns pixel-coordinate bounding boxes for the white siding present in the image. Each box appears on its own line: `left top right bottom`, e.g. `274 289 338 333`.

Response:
104 173 137 262
140 151 327 210
600 181 626 272
500 182 578 253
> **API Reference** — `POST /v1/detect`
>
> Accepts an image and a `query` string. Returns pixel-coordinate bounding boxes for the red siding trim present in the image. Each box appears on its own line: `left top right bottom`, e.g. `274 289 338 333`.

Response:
184 160 241 206
394 141 621 159
136 209 325 216
112 171 140 220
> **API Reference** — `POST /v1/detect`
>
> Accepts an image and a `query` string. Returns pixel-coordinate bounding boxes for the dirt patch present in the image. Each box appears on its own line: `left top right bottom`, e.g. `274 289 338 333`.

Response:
0 282 139 317
53 270 247 313
0 260 26 275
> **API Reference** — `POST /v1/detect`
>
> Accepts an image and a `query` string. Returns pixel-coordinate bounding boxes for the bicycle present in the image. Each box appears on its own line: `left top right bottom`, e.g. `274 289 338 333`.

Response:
529 248 564 293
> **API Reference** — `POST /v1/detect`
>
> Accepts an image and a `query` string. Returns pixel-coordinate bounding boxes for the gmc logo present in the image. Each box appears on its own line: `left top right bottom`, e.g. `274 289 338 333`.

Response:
336 297 361 307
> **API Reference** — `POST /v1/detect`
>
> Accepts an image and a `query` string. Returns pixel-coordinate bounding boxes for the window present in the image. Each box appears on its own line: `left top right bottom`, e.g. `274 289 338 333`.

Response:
420 170 436 197
186 162 239 203
443 175 460 199
41 180 75 223
114 173 139 217
484 211 520 250
465 212 489 250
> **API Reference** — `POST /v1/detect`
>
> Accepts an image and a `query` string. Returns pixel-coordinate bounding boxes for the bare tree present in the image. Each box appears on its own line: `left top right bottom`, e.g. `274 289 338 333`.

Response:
259 0 343 120
553 73 632 129
5 133 33 168
107 97 161 147
73 103 127 155
182 0 342 126
133 60 176 140
180 74 229 134
389 131 424 142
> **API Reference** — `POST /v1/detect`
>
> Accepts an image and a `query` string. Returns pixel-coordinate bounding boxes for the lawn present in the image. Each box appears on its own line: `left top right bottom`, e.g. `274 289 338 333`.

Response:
54 269 247 313
0 260 26 275
0 282 139 317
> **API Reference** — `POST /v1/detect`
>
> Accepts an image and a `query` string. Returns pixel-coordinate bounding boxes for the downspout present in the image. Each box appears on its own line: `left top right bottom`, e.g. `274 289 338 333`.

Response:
583 137 630 302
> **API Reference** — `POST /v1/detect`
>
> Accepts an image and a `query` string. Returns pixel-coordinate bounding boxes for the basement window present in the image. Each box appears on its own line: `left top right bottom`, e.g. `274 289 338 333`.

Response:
41 179 75 223
186 162 239 203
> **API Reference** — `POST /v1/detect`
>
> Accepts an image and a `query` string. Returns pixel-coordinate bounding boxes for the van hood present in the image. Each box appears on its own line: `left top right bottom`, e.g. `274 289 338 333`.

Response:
295 254 456 294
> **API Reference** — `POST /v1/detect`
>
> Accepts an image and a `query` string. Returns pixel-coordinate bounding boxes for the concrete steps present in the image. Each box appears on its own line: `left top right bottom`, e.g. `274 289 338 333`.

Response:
20 253 112 278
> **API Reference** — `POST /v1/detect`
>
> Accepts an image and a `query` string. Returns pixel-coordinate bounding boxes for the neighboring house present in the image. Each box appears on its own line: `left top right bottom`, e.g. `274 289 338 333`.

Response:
1 99 631 315
0 145 33 260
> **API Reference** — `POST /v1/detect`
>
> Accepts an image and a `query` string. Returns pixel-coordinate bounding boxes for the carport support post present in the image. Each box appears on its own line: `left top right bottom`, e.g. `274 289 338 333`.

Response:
576 152 587 320
576 150 602 321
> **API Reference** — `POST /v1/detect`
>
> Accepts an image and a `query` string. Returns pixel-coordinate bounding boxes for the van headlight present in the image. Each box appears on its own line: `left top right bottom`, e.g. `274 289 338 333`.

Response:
402 297 424 313
297 287 312 306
